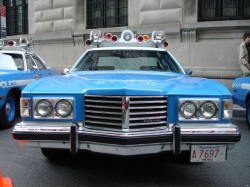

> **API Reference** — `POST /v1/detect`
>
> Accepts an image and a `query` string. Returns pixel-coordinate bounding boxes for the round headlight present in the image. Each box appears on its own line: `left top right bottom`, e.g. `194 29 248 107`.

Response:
55 100 73 118
179 101 197 119
199 101 217 119
35 99 53 117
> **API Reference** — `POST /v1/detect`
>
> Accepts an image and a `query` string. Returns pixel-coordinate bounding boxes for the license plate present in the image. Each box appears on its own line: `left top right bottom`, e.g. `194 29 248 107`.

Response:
190 145 227 162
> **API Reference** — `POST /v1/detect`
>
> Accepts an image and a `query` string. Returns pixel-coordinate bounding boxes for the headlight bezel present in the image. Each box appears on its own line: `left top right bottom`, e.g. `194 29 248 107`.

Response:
54 99 73 118
178 99 219 121
35 99 53 117
179 101 198 119
199 100 218 119
33 98 74 119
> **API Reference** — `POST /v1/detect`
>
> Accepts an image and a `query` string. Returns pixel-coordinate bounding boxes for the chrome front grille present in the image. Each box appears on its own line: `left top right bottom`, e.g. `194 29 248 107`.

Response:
84 95 168 132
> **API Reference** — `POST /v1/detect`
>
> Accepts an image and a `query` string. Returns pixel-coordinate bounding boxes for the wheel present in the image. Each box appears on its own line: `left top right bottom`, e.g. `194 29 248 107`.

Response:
0 92 18 129
41 148 72 159
246 100 250 129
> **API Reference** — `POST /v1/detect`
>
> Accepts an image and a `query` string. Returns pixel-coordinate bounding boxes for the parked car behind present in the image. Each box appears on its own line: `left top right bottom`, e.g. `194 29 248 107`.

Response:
232 77 250 128
13 30 241 162
0 38 59 129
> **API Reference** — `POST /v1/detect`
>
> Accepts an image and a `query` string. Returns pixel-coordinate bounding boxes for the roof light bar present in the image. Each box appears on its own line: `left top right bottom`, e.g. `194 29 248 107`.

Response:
0 37 33 51
85 30 168 48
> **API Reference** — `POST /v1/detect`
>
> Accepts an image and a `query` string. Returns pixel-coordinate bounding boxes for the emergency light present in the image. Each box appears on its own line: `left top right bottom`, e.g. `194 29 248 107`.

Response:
7 40 16 46
19 37 32 47
0 37 33 51
85 30 168 48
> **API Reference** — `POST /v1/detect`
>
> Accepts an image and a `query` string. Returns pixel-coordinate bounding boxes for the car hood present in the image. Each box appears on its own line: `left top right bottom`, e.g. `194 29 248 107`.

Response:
24 71 230 96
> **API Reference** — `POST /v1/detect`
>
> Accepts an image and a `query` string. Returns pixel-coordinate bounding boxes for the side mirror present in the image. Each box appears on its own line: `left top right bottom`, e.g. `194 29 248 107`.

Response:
184 69 192 75
63 68 70 75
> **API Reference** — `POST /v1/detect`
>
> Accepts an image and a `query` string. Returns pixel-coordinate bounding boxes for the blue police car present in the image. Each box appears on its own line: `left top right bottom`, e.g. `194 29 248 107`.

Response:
232 77 250 128
12 30 241 162
0 38 58 129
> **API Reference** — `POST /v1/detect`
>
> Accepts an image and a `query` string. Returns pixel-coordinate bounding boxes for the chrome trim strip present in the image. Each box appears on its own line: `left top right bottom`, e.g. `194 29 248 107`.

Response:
16 141 190 155
13 122 240 137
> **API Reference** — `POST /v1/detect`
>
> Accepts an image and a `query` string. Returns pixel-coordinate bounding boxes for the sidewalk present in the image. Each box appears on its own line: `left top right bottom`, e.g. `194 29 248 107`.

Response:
233 104 245 118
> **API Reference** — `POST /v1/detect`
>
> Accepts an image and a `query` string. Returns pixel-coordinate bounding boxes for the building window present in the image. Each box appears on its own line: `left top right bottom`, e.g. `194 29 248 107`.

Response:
3 0 28 36
87 0 128 29
198 0 250 21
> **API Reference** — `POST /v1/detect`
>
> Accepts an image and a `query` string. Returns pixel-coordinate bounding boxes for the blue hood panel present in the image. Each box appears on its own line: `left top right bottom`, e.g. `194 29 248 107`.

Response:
25 71 229 96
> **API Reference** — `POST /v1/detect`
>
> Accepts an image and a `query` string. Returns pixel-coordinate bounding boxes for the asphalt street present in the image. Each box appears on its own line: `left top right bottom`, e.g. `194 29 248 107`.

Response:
0 112 249 187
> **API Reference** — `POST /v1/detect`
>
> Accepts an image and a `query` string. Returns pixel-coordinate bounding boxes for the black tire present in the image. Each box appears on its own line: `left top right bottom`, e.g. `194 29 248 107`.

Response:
0 92 18 130
41 148 71 159
246 100 250 129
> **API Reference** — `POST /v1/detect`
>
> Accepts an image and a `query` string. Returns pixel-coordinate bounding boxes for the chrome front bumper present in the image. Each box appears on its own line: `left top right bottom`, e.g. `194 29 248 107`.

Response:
12 121 241 156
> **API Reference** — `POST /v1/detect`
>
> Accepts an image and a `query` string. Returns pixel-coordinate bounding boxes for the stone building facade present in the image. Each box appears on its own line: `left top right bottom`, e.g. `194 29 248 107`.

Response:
1 0 250 88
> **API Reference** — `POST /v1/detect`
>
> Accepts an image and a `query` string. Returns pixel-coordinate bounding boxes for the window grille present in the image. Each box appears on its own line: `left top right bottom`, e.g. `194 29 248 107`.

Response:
3 0 28 36
198 0 250 21
87 0 128 29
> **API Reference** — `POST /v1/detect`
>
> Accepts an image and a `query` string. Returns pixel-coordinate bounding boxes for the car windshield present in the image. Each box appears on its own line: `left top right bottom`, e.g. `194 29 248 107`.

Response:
72 50 184 73
0 53 24 70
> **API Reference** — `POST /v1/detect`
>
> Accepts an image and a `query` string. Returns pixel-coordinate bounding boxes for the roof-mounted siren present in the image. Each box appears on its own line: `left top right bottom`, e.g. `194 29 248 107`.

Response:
0 39 4 49
121 30 134 42
7 40 17 47
85 30 104 47
19 37 32 48
151 31 168 47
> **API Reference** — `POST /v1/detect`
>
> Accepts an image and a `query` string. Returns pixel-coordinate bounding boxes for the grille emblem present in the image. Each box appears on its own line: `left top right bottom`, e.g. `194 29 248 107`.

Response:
123 98 129 112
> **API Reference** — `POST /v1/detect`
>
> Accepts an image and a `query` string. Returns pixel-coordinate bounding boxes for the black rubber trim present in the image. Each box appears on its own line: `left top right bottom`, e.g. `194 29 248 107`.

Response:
173 123 181 156
13 132 70 141
70 122 79 155
13 131 241 145
181 134 241 142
